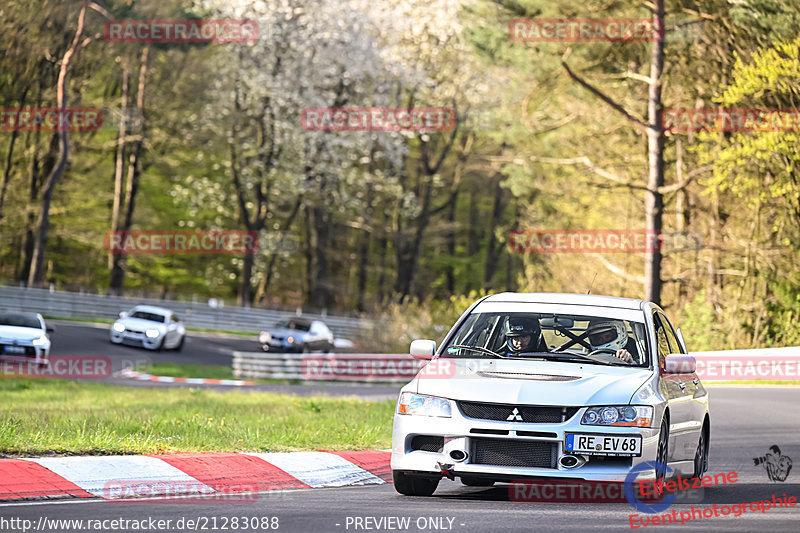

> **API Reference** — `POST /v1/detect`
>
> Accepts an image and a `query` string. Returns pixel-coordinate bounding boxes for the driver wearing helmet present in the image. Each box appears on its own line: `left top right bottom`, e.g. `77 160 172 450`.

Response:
587 320 635 364
502 316 545 355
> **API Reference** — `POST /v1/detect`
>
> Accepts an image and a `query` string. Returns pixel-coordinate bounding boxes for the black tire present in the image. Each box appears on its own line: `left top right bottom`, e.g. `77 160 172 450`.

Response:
154 337 165 352
655 418 669 482
173 335 185 352
460 477 494 487
392 471 439 496
692 423 709 478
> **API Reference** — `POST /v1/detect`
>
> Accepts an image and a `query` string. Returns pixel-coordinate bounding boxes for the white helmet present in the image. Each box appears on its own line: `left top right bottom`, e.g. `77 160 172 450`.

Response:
587 320 628 352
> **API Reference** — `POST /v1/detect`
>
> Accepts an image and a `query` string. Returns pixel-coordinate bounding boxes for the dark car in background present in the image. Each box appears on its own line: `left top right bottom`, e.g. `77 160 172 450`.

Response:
259 317 334 353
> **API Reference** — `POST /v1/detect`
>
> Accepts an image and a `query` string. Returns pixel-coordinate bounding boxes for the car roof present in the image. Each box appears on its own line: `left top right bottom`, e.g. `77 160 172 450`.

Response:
131 305 172 315
483 292 646 310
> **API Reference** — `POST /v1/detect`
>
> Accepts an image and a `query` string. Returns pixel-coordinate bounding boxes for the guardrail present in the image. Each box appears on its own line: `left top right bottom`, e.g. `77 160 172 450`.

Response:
232 348 800 383
0 285 372 340
233 352 422 382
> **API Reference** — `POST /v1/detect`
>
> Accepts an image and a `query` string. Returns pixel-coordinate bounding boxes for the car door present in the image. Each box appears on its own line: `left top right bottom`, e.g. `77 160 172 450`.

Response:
315 322 332 352
654 312 694 462
661 312 705 458
165 313 180 347
307 322 322 352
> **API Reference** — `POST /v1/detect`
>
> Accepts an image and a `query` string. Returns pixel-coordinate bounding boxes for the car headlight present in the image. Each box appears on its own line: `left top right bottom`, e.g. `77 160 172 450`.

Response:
581 405 653 427
32 336 48 346
259 332 271 344
397 393 452 418
113 323 125 333
287 336 295 344
145 329 160 339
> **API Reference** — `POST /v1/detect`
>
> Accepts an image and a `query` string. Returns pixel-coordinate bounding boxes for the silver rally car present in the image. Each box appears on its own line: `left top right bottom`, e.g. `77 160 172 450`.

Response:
391 293 709 496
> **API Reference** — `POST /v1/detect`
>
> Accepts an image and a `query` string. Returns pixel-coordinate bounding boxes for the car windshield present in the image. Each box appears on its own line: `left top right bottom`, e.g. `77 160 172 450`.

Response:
0 313 41 329
444 311 649 367
129 311 166 323
274 320 310 331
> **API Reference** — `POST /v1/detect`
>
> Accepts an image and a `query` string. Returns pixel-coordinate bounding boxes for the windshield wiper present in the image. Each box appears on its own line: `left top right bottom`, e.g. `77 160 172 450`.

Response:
446 344 505 359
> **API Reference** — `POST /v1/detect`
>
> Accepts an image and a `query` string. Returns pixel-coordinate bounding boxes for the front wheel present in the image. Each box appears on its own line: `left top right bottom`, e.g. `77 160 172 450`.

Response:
173 335 185 352
655 418 669 482
392 471 439 496
692 424 709 478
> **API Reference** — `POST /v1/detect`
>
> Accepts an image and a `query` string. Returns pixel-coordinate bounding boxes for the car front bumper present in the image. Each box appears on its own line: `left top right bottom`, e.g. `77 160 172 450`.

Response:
110 330 162 350
391 405 661 483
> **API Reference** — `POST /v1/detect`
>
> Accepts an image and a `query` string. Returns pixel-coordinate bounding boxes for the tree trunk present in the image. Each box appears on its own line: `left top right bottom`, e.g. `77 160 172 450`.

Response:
27 2 89 287
0 86 29 222
109 64 129 274
110 47 149 295
644 0 665 304
484 178 506 285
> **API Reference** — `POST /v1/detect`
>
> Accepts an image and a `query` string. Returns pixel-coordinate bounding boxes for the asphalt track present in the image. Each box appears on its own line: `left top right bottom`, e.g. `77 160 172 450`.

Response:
43 322 399 399
2 386 798 532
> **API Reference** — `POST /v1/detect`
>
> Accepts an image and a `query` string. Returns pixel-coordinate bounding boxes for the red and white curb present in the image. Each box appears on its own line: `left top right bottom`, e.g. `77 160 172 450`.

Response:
0 451 391 502
114 368 255 386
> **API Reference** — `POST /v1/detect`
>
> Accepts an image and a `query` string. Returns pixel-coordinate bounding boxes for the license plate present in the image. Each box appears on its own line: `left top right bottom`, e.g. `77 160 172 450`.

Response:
3 345 26 354
565 433 642 456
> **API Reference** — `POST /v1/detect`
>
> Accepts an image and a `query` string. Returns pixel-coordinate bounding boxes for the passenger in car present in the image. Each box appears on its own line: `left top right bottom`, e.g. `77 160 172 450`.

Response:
501 316 547 355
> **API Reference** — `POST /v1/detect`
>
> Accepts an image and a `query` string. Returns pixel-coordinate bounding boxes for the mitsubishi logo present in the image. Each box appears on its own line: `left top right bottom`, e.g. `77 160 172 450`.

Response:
506 408 523 421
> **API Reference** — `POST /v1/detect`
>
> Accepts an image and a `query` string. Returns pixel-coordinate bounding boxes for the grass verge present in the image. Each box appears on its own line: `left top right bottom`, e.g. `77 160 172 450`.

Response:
0 380 394 456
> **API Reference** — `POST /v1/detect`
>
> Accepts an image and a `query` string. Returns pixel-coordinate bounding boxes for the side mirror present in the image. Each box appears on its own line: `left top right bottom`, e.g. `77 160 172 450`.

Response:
119 311 128 318
410 339 436 360
665 353 696 374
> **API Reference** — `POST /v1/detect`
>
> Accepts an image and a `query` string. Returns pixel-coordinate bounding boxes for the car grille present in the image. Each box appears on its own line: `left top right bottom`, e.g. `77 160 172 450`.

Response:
0 344 36 356
471 438 557 468
410 435 444 453
457 401 579 423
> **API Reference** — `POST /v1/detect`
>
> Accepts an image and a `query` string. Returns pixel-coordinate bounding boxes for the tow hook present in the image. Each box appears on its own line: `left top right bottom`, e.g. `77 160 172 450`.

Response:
437 462 456 480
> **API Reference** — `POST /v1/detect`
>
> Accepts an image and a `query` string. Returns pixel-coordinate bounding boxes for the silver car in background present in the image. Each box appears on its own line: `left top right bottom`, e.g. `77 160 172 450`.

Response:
110 305 186 351
391 293 710 496
0 311 53 364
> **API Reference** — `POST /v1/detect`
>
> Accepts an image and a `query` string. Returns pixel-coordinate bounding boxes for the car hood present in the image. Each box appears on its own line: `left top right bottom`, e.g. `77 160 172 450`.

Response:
116 318 165 331
414 358 652 406
0 326 43 341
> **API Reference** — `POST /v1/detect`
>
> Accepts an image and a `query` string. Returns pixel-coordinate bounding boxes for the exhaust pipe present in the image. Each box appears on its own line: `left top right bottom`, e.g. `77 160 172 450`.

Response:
449 449 468 462
559 455 586 469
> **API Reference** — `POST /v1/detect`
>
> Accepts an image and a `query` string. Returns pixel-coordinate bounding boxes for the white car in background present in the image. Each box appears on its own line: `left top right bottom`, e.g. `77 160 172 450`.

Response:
110 305 186 351
0 311 53 364
391 293 710 496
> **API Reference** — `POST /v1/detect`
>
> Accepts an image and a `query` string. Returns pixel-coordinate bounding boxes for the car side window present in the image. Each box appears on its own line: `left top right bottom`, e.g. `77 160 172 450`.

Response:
659 313 685 354
653 314 671 371
657 312 681 355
